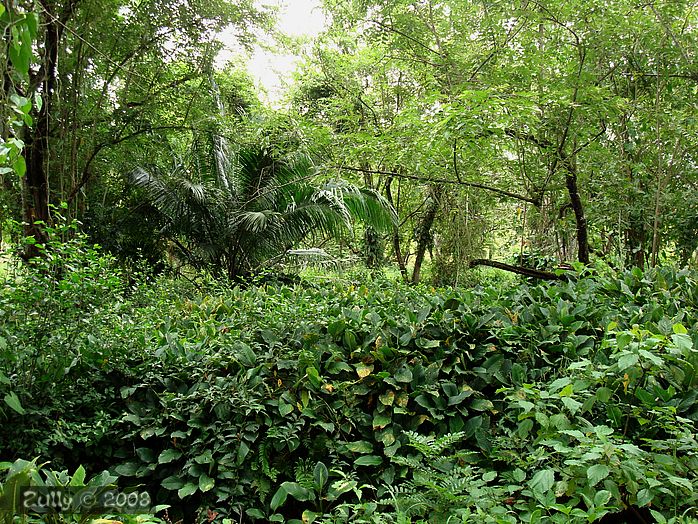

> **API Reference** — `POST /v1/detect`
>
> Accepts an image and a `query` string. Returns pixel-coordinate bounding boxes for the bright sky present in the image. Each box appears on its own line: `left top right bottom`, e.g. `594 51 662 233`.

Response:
216 0 327 106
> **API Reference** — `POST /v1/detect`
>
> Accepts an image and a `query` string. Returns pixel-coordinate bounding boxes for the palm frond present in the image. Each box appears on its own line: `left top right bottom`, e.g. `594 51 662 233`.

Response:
129 145 397 280
324 180 398 232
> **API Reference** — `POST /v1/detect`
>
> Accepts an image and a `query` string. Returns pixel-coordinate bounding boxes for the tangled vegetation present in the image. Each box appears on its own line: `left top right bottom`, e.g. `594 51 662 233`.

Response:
2 0 698 522
1 233 697 523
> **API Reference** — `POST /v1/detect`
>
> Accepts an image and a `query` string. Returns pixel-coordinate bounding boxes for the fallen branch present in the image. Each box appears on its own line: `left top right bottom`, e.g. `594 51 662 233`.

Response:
469 259 568 281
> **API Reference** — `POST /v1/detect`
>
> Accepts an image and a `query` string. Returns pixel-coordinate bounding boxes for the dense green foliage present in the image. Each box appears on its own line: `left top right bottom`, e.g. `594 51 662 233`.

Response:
2 0 698 522
130 147 396 280
1 234 697 522
4 0 698 279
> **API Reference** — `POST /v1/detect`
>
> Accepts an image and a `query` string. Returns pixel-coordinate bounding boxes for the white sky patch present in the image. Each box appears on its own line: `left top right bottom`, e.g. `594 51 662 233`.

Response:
216 0 327 106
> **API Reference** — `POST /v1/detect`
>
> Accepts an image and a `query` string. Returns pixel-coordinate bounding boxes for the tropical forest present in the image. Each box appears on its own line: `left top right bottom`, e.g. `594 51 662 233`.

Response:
1 0 697 522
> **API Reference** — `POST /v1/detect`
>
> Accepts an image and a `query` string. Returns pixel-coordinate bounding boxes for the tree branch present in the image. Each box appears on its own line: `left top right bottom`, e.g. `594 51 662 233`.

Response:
370 18 445 58
469 259 567 281
332 165 540 206
67 125 192 202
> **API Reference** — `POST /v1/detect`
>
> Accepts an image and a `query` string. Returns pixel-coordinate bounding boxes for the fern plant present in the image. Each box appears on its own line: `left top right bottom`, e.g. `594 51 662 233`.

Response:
381 431 512 522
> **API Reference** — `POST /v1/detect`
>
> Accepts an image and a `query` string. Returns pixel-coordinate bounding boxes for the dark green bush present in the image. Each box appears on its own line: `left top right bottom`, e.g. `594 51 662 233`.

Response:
1 250 697 523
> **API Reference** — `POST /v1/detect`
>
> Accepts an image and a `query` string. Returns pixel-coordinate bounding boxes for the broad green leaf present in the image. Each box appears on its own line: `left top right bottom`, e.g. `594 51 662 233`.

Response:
329 479 357 498
12 156 26 178
162 476 184 490
671 333 693 353
372 412 391 429
594 490 612 507
559 384 574 397
650 510 668 524
136 447 155 462
607 406 623 427
270 485 288 511
313 462 328 490
198 474 215 492
355 363 373 379
617 353 639 370
672 323 688 335
561 397 582 414
236 441 250 466
638 349 663 366
281 481 313 501
470 399 494 411
345 441 373 453
234 342 257 367
114 463 139 476
158 449 182 464
587 464 610 486
548 377 572 392
596 387 613 402
354 455 382 466
306 366 322 387
517 418 534 437
278 401 294 416
177 482 197 498
194 450 213 464
70 465 86 486
667 475 693 491
87 470 118 487
379 390 395 406
529 469 555 493
4 392 25 415
518 400 535 413
636 488 653 507
394 365 413 383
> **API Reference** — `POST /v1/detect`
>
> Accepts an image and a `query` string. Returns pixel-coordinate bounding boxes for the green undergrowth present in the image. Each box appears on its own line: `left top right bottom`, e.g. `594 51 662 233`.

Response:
1 235 697 523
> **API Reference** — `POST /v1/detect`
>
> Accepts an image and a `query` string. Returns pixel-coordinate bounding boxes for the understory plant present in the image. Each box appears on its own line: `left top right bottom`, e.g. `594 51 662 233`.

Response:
1 250 697 523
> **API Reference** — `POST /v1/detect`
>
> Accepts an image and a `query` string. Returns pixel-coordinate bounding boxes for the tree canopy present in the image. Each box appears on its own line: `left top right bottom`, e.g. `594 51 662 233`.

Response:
1 0 697 280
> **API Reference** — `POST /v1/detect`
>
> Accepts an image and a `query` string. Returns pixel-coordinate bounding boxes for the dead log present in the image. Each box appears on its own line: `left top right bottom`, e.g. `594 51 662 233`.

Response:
469 259 569 281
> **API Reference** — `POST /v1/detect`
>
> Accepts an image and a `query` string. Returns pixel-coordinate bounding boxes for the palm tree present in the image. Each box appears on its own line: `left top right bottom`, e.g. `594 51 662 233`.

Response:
129 147 397 281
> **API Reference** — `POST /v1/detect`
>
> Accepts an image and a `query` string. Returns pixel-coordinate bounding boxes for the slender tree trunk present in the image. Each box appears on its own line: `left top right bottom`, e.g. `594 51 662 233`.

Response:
563 154 589 265
411 186 441 284
650 70 665 268
362 167 383 268
385 177 408 280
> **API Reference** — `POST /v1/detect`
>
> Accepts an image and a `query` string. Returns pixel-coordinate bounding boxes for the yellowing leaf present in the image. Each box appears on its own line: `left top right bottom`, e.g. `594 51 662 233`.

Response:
355 363 374 379
379 390 395 406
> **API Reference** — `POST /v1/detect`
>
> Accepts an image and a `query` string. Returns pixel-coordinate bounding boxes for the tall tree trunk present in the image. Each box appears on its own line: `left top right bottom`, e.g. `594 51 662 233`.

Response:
22 13 61 257
412 186 441 284
20 0 79 257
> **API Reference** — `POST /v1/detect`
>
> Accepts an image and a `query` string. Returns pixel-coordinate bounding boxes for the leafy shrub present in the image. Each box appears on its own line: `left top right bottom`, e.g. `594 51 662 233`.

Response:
1 264 698 522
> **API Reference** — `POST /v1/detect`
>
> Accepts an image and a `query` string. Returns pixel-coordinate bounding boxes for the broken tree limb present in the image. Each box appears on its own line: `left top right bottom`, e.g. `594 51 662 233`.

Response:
469 259 568 281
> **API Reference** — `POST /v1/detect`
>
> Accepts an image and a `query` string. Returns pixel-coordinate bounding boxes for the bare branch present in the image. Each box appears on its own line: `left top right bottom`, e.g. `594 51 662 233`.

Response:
332 165 540 206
